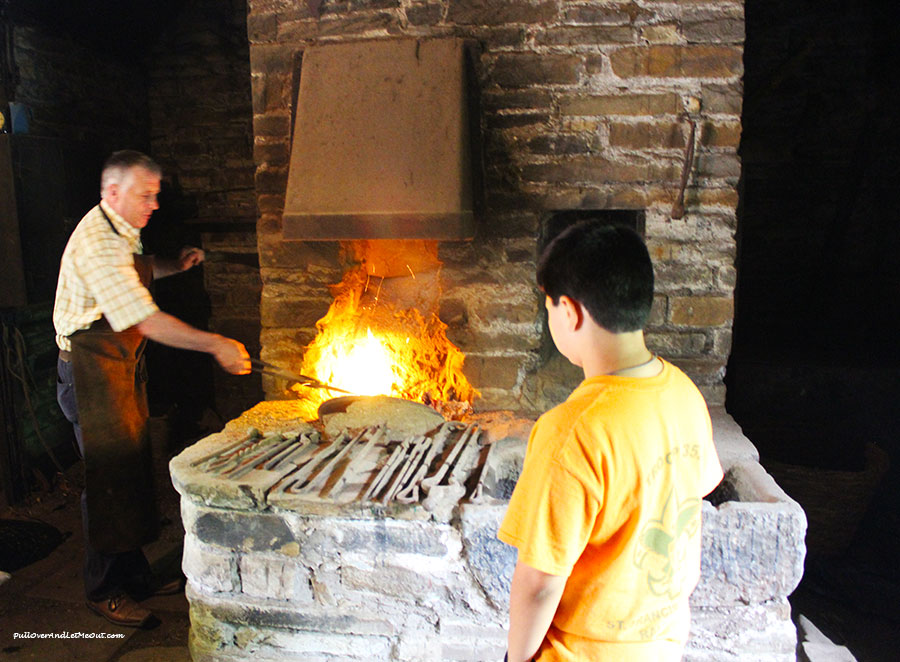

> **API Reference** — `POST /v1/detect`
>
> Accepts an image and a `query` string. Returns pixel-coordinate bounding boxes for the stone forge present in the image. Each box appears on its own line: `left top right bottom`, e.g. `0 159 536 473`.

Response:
251 1 745 412
170 403 805 662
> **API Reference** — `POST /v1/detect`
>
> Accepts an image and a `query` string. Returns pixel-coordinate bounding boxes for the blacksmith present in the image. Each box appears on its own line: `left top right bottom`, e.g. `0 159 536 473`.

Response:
53 150 250 627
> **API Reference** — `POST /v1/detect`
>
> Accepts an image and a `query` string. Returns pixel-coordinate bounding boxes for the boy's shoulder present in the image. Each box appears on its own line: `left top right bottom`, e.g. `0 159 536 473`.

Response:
530 381 609 450
531 363 708 451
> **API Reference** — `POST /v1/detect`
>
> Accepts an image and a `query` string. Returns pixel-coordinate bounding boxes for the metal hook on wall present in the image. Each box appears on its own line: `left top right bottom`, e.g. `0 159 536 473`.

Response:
306 0 324 17
671 116 698 220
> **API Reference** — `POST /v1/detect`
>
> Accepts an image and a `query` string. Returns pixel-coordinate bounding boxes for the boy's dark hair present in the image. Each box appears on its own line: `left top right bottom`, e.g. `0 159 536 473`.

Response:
537 221 654 333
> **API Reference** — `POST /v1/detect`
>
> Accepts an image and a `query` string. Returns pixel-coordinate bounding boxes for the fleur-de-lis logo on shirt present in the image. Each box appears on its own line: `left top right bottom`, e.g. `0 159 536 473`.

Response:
633 487 701 598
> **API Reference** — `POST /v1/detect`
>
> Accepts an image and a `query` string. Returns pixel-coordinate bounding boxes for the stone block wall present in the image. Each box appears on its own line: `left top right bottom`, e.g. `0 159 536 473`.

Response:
248 0 744 412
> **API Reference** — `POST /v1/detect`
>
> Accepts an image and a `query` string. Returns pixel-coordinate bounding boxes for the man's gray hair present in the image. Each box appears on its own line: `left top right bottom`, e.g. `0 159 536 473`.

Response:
100 150 162 196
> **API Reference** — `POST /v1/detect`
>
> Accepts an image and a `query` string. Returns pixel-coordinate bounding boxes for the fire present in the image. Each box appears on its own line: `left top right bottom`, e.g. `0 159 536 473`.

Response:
321 328 394 396
290 266 478 419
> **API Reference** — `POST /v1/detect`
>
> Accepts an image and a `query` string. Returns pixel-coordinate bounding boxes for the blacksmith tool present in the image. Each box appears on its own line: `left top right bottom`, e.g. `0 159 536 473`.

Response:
249 359 352 394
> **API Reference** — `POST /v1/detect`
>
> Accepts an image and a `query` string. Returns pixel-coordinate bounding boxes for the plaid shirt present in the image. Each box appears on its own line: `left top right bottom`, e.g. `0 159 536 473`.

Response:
53 201 159 351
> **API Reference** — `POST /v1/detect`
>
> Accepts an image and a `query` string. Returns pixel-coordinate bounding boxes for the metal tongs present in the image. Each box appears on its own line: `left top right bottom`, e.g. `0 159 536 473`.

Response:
249 359 352 394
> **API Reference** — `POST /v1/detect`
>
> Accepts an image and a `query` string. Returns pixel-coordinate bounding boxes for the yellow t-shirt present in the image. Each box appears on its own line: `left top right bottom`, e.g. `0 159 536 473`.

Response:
498 359 723 662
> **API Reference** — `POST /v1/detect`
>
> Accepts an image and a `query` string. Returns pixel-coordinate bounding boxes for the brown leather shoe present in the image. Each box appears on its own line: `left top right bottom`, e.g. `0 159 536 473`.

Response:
86 594 153 627
149 576 184 597
125 574 185 600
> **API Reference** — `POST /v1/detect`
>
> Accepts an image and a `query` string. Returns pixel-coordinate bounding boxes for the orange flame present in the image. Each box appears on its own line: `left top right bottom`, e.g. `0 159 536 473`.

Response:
290 267 478 419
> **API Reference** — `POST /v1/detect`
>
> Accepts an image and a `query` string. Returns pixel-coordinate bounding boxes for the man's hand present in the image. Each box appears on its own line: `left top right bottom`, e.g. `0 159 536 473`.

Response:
136 312 251 375
211 336 251 375
178 246 205 271
151 247 205 279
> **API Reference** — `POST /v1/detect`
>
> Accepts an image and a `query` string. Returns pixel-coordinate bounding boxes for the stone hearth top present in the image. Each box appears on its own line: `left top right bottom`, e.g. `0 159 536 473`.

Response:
170 400 537 519
172 400 807 662
170 400 758 520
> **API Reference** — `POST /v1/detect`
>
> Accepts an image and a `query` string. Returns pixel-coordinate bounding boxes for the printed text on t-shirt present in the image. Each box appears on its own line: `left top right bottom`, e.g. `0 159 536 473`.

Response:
647 443 699 485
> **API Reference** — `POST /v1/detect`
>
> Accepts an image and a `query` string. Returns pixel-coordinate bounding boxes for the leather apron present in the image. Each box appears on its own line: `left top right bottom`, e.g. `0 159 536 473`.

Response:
69 207 159 553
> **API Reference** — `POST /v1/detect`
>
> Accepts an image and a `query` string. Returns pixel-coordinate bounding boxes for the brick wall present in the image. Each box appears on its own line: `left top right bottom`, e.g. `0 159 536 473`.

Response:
148 0 258 226
10 25 147 152
147 0 263 421
8 2 264 424
248 1 745 411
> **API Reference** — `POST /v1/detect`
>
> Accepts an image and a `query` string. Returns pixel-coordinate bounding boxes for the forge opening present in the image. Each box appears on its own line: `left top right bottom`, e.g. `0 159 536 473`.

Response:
287 240 479 420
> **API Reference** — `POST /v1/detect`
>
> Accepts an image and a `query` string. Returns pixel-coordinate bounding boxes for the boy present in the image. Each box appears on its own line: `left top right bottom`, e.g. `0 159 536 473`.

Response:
498 222 723 661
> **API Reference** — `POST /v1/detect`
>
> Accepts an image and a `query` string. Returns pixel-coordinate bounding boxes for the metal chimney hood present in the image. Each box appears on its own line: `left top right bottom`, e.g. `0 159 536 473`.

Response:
282 37 479 241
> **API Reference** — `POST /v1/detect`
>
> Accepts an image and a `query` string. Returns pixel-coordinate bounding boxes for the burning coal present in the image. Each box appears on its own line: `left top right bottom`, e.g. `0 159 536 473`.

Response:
291 265 478 419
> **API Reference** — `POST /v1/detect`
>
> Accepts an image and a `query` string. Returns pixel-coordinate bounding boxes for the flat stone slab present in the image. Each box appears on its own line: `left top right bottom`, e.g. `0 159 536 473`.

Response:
708 405 759 469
